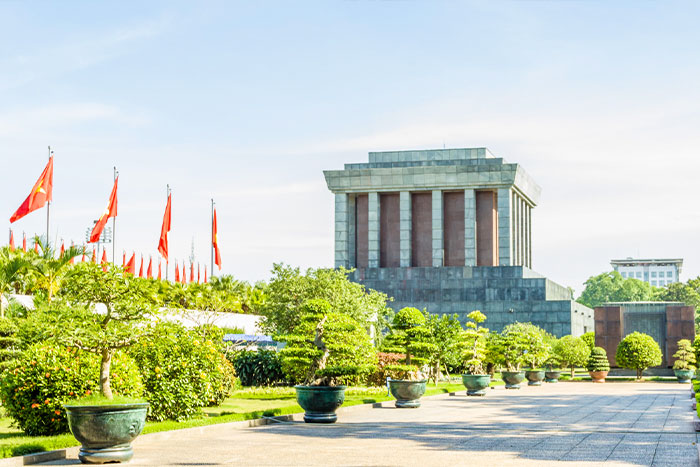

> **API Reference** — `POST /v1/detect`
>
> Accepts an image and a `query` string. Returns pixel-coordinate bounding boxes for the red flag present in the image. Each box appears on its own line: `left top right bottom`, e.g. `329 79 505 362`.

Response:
59 240 65 257
213 208 222 270
181 262 187 284
157 259 162 280
197 263 200 284
138 256 144 278
174 260 180 282
89 176 118 243
125 253 136 275
8 230 14 251
70 245 76 264
81 250 86 262
189 262 194 282
101 250 108 272
22 233 26 252
147 257 153 279
34 242 39 254
10 156 54 223
158 194 172 260
91 248 96 263
204 267 207 284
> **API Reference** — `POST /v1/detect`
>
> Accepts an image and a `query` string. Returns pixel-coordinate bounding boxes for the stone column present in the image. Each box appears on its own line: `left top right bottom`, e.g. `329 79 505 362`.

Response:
525 203 531 268
432 190 443 267
368 192 380 268
399 191 411 267
334 193 349 268
464 189 476 266
497 188 512 266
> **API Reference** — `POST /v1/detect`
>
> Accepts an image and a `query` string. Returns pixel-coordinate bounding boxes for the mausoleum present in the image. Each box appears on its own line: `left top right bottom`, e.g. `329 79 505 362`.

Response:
324 147 593 336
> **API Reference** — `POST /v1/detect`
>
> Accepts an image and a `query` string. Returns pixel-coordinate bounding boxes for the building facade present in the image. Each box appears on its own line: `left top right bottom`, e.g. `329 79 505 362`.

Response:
610 258 682 287
324 148 593 336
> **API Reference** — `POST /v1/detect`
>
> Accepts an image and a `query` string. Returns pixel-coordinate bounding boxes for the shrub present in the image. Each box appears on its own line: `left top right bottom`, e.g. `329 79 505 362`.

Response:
519 323 550 370
490 322 538 371
130 322 236 421
581 332 595 350
586 347 610 372
233 350 285 386
382 307 434 379
0 317 21 372
367 352 405 386
616 332 663 380
553 335 590 378
673 339 697 371
0 343 142 436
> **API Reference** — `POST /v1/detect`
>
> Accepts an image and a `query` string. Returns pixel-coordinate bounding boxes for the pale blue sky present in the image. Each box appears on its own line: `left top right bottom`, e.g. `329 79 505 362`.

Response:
1 1 699 293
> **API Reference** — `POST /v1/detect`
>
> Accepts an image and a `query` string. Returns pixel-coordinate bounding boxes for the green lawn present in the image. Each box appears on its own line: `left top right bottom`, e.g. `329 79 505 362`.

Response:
0 381 471 459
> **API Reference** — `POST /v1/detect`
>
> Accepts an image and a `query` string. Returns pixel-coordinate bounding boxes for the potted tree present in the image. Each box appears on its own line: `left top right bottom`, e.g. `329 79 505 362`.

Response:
544 336 562 383
278 299 376 422
552 335 590 380
587 347 610 383
460 311 490 396
383 307 434 407
616 332 662 381
672 339 696 383
491 323 530 389
521 324 550 386
53 262 158 463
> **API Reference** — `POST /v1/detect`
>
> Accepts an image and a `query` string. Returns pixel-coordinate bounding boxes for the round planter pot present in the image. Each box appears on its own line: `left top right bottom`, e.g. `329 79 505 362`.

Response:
294 385 346 423
388 379 427 408
545 371 562 383
525 370 545 386
462 374 491 396
589 370 608 383
64 403 148 464
675 369 694 383
501 371 526 389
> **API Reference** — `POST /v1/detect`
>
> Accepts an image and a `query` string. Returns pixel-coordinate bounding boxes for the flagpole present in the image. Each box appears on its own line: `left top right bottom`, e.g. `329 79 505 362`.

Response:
211 199 214 278
46 146 51 245
165 185 170 281
112 166 118 263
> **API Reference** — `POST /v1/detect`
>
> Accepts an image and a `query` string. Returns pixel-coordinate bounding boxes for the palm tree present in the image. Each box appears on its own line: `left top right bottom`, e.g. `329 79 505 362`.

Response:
0 248 29 318
26 236 84 303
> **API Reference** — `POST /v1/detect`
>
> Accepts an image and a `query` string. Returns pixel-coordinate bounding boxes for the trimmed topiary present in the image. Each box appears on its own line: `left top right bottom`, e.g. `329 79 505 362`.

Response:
616 332 662 380
587 347 610 372
673 339 697 370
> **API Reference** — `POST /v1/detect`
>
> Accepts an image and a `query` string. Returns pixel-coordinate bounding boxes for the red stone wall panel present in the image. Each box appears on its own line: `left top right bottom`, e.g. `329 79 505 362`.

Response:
475 190 497 266
355 194 368 268
411 192 432 267
443 191 465 267
380 193 400 267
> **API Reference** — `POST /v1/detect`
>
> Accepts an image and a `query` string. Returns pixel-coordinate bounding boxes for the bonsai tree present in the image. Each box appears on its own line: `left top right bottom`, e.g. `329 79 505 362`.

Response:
580 332 595 351
48 262 160 399
586 347 610 373
543 335 560 370
520 323 550 370
491 322 531 371
672 339 697 371
383 307 435 380
277 298 376 386
553 335 591 378
425 312 462 385
461 310 489 375
616 332 663 380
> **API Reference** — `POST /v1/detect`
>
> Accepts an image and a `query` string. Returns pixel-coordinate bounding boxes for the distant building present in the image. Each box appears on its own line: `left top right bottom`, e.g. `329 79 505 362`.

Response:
610 258 682 287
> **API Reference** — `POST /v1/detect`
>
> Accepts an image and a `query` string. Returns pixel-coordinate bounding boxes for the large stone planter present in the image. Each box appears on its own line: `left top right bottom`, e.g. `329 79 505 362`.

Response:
545 371 562 383
294 385 346 423
388 379 427 408
525 370 545 386
589 370 608 383
64 403 149 464
675 369 694 383
462 374 491 396
501 371 526 389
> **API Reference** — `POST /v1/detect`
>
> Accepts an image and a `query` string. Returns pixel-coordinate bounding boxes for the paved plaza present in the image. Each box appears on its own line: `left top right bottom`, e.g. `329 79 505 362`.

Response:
40 382 697 466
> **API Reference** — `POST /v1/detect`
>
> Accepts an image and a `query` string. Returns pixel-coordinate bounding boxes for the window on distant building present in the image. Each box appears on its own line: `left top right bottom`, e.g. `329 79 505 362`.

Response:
667 271 673 277
636 272 642 278
652 280 657 286
651 272 657 278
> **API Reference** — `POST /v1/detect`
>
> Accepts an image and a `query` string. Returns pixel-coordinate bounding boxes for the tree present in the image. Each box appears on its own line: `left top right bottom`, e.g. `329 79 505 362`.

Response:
260 263 391 336
586 347 610 372
577 271 657 309
51 262 160 398
424 312 462 385
460 310 489 375
383 307 435 380
0 249 28 318
553 335 590 378
26 236 83 303
672 339 696 371
519 323 550 369
616 332 663 380
580 332 595 351
490 322 532 371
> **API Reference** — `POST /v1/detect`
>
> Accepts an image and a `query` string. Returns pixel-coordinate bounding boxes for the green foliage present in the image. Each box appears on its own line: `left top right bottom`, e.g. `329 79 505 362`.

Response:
260 263 391 337
0 249 30 317
130 322 235 421
580 332 595 350
553 335 590 378
24 237 83 304
232 350 285 386
0 317 21 372
586 347 610 372
0 343 142 436
519 323 550 369
616 332 663 379
460 310 489 375
367 352 405 386
490 322 545 371
383 307 435 379
424 312 462 384
673 339 697 370
277 299 377 386
577 271 659 309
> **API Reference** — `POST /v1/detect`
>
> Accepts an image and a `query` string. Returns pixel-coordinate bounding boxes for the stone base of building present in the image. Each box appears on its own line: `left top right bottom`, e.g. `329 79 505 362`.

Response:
350 266 593 337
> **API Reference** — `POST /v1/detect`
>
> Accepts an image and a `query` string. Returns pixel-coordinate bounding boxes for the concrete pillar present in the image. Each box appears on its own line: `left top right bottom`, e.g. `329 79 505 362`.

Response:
334 193 349 268
464 189 476 266
519 196 525 266
432 190 443 267
399 191 411 267
527 204 532 268
368 192 380 267
497 188 512 266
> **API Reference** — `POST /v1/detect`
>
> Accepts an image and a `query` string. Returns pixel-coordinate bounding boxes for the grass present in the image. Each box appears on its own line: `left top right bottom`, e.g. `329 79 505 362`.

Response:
0 381 470 459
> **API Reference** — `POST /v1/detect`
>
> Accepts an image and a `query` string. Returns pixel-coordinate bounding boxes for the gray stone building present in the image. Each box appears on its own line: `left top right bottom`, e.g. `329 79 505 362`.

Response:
324 147 593 336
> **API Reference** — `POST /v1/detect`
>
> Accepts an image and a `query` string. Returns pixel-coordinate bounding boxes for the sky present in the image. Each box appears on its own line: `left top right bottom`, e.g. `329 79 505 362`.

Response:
1 1 699 295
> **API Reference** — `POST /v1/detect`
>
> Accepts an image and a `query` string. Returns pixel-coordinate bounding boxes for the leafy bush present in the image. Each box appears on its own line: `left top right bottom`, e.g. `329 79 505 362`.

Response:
0 317 21 372
673 339 696 370
581 332 595 350
130 322 236 421
553 335 590 378
382 307 435 379
367 352 405 386
616 332 663 380
586 347 610 372
0 343 142 436
519 323 550 369
233 350 285 386
489 322 540 371
460 311 489 375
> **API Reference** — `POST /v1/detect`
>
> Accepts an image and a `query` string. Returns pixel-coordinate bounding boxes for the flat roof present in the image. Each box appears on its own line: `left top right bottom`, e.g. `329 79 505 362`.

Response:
611 258 683 265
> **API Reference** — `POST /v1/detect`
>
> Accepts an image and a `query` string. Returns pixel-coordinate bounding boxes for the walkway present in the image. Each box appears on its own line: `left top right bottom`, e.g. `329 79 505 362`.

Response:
41 382 698 466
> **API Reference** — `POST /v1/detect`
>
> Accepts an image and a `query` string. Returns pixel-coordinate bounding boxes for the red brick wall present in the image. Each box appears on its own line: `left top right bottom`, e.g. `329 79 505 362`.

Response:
380 193 400 267
443 191 465 267
355 194 368 267
411 192 432 267
475 190 497 266
666 306 696 367
594 306 622 367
